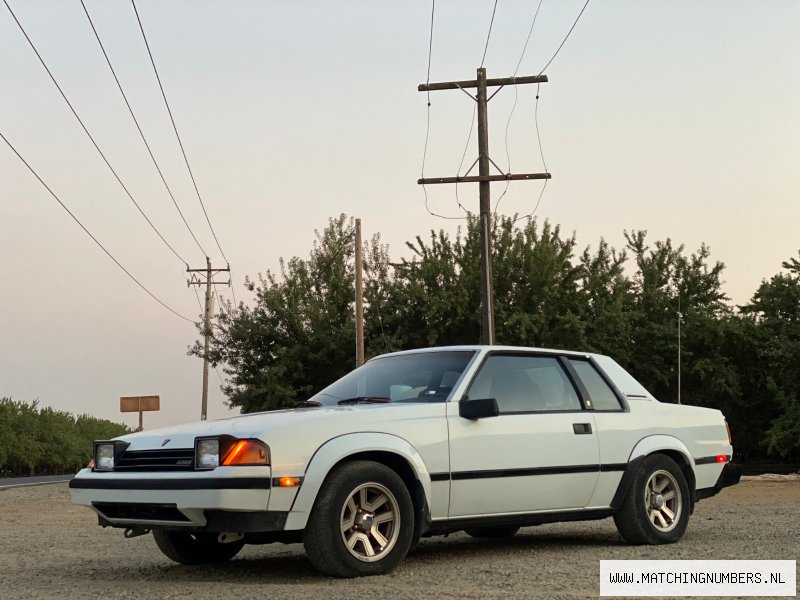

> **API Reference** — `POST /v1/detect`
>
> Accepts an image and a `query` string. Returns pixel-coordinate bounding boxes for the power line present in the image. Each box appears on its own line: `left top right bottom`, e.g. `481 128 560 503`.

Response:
455 0 503 217
498 0 590 218
192 285 204 316
495 0 545 216
78 0 209 261
420 0 434 217
538 0 591 75
1 130 195 323
419 0 465 221
512 0 546 77
131 0 229 266
480 0 499 68
513 83 548 223
454 105 476 217
2 0 188 266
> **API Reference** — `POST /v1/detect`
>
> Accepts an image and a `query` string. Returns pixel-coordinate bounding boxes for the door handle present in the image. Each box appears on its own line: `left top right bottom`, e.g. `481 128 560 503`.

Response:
573 423 592 435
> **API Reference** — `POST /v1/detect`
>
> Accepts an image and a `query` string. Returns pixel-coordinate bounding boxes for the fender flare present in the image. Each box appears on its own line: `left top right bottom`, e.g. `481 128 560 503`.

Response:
610 435 696 510
283 432 434 531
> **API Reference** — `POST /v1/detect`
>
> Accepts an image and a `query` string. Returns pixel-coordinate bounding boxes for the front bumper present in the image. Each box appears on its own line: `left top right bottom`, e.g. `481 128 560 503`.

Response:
69 467 277 530
695 462 742 502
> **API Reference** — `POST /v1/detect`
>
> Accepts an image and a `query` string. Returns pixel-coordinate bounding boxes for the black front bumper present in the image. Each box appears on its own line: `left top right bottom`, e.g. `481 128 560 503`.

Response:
94 502 288 532
695 462 742 501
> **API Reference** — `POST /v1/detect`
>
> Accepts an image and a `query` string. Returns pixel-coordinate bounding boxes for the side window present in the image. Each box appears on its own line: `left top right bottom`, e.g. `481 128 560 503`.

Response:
568 359 623 411
467 355 582 413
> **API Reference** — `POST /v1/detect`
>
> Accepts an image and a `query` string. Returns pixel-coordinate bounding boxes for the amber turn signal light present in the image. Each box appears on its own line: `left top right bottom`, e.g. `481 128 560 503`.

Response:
221 439 269 466
274 476 302 488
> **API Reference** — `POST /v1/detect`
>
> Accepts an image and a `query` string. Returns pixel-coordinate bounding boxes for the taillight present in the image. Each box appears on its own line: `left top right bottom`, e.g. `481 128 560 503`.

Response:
725 419 732 446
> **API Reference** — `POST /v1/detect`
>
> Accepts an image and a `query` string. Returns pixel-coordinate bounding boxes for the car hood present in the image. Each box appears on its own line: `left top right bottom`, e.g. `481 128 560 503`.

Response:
116 404 425 451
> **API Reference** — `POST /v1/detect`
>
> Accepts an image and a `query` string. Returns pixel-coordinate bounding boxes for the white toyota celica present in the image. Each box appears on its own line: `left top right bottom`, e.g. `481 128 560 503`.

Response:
70 346 740 577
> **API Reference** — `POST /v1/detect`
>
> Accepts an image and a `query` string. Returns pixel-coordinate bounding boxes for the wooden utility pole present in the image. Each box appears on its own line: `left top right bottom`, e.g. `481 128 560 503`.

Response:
355 218 365 367
418 68 551 345
187 258 230 420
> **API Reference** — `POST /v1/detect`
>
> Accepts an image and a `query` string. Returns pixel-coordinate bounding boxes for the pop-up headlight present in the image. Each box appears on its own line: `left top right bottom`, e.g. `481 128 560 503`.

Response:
194 436 269 470
94 442 116 471
196 438 220 469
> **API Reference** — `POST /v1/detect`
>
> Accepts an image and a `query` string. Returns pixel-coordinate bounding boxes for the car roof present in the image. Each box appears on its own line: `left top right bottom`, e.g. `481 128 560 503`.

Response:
372 345 600 360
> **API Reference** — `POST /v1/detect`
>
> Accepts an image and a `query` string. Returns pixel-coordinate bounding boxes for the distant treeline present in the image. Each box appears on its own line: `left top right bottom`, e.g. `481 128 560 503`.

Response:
0 398 130 477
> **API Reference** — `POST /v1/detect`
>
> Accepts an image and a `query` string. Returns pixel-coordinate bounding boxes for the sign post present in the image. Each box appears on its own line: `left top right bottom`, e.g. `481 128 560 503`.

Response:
120 395 160 432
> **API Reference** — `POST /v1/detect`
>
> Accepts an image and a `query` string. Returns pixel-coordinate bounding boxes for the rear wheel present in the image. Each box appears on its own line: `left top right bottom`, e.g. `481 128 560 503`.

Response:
303 460 414 577
152 530 244 565
464 526 520 539
614 454 690 545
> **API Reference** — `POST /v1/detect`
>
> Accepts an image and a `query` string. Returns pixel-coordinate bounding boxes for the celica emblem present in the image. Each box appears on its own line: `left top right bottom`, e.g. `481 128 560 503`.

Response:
161 438 171 447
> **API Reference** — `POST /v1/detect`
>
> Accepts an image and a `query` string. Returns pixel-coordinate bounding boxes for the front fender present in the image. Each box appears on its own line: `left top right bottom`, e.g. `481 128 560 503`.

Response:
283 432 433 531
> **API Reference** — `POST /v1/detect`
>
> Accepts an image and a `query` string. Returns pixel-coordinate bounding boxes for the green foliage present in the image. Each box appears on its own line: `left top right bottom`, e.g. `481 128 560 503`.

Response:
201 216 800 462
0 398 130 477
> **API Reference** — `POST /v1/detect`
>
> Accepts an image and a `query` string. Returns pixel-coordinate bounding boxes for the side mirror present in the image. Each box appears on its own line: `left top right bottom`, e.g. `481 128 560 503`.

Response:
459 397 499 420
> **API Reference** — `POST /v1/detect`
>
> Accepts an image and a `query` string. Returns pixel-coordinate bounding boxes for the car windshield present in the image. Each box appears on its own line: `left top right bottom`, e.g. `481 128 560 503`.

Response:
309 351 476 406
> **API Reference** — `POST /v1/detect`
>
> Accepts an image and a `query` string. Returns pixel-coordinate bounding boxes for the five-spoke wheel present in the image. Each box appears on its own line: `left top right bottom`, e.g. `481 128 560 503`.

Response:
304 460 414 577
340 483 401 562
614 454 690 545
644 469 682 532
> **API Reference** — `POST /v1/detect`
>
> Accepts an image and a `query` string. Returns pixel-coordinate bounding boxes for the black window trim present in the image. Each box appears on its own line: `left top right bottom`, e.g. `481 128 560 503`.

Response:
567 356 630 413
460 349 592 415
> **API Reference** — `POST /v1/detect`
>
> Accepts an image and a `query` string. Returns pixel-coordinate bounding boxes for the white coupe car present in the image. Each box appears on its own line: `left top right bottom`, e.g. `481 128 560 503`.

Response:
70 346 740 577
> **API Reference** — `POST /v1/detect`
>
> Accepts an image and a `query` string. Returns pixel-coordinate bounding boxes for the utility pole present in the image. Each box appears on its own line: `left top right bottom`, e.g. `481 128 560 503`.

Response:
418 68 551 345
187 257 230 420
677 295 682 405
355 219 365 367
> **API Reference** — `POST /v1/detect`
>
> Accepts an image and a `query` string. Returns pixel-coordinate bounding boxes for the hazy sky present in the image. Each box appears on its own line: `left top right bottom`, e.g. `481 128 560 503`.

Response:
1 1 798 429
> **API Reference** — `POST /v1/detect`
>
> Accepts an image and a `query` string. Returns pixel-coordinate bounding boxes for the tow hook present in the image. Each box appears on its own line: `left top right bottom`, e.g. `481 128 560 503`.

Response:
124 527 151 539
217 532 244 544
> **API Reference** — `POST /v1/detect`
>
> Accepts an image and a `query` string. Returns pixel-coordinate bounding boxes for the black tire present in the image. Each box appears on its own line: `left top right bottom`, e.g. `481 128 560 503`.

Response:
464 526 520 539
303 460 414 577
613 454 690 545
152 530 244 565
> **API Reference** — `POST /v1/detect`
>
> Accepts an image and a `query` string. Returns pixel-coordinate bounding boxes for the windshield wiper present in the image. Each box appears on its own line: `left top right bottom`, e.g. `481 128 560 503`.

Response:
293 400 321 408
337 396 391 405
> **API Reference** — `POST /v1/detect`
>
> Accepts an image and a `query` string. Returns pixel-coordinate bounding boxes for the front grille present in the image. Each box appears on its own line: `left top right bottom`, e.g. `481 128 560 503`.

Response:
115 448 195 472
93 502 190 522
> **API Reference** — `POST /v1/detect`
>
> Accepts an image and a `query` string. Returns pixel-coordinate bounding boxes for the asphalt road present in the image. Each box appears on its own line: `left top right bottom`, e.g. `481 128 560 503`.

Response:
1 477 797 599
0 474 73 489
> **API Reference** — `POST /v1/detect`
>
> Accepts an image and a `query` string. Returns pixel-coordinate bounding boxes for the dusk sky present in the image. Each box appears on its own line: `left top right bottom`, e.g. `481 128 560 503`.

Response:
1 1 798 429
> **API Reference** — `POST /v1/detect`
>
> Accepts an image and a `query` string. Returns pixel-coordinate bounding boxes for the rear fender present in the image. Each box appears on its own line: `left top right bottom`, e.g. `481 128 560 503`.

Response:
283 432 433 531
628 434 695 470
611 435 697 510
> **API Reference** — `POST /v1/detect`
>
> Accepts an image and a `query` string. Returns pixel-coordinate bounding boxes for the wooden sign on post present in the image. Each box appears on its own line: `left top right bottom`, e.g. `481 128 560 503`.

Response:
120 395 160 431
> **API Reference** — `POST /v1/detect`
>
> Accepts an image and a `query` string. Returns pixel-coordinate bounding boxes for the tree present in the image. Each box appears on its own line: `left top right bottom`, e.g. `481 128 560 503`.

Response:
200 215 360 412
741 251 800 460
203 215 797 463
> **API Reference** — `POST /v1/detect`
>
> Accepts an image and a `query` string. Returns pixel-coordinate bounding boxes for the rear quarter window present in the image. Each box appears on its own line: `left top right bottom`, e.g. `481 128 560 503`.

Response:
568 359 623 411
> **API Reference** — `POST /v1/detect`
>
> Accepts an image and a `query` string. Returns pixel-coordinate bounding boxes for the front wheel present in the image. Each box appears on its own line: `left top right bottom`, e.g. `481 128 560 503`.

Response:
614 454 690 545
152 530 244 565
303 460 414 577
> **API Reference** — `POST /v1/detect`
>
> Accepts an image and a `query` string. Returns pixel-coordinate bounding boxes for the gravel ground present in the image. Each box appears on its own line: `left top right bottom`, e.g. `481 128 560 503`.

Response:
1 479 797 599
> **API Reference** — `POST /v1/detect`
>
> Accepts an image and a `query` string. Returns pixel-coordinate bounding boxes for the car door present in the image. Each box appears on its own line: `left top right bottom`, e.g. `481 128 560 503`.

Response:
447 352 600 517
